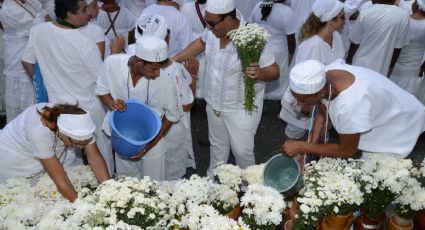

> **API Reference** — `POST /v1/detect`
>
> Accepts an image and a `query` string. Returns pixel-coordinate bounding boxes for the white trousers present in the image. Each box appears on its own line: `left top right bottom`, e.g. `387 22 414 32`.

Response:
115 138 166 181
206 103 263 178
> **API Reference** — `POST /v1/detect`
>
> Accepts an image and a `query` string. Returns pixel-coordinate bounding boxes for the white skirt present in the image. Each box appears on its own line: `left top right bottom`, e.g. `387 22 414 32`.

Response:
390 66 424 102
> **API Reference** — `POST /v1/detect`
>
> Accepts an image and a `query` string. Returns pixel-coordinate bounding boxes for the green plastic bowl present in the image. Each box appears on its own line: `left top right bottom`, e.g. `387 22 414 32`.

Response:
263 154 301 193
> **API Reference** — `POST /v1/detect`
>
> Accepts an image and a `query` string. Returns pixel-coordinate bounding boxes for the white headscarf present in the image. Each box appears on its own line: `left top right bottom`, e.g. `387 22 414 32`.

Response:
312 0 344 22
57 112 96 141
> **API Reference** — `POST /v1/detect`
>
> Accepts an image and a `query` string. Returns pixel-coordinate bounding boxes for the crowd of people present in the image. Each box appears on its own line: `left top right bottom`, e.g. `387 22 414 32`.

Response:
0 0 424 202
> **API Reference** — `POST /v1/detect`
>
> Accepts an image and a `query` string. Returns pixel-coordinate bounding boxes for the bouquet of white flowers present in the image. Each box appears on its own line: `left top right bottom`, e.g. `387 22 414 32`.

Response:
293 158 363 230
227 23 270 112
209 183 239 215
215 164 244 192
240 184 286 230
243 164 265 185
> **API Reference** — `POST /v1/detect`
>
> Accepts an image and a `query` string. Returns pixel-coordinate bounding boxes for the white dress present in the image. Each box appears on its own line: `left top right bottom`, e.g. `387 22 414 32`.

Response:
0 0 47 122
96 7 136 57
250 2 297 100
180 1 207 98
162 61 195 180
0 103 69 183
350 4 410 75
142 4 193 57
95 54 181 181
21 22 114 176
390 18 425 98
324 60 425 157
235 0 259 19
280 32 345 137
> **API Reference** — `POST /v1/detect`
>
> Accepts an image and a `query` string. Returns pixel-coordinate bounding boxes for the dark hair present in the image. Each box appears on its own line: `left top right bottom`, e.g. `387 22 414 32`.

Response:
260 0 286 21
54 0 81 19
37 103 86 132
198 0 207 4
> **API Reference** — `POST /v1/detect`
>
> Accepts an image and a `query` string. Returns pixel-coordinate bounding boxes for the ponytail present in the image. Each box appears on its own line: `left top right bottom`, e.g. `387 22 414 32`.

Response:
299 13 327 42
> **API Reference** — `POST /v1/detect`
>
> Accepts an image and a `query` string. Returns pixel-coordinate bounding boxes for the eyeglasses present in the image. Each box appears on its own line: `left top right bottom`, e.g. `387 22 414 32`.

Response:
205 16 226 28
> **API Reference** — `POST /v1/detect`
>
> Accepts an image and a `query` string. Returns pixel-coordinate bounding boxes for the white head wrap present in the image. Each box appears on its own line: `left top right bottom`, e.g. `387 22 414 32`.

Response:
418 0 425 11
289 60 327 95
135 14 168 41
57 112 96 141
85 0 94 5
312 0 344 22
136 36 168 62
206 0 235 14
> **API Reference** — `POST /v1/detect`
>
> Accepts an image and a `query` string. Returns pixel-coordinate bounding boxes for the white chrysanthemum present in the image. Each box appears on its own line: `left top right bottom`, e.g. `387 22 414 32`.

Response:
215 164 244 192
243 164 265 185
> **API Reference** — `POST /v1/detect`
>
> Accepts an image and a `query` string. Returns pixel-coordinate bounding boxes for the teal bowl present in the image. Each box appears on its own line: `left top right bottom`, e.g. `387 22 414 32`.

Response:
263 154 301 193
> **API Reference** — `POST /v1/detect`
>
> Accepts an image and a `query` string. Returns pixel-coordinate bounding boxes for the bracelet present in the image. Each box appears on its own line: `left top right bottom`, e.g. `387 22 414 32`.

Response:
191 74 199 80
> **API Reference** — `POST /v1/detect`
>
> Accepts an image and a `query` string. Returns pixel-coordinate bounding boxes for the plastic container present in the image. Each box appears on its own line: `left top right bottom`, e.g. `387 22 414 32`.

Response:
263 154 301 193
109 99 161 157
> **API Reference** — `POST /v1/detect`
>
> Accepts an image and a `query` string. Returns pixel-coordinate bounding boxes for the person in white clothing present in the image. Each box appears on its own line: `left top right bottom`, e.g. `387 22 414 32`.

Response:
173 0 279 178
180 0 207 98
390 0 425 98
119 0 147 18
0 0 50 122
235 0 258 19
250 0 296 100
96 36 181 181
21 0 114 176
79 0 106 59
96 0 136 57
280 0 345 140
128 13 198 180
281 59 425 158
0 103 110 202
347 0 410 76
290 0 315 41
142 0 193 57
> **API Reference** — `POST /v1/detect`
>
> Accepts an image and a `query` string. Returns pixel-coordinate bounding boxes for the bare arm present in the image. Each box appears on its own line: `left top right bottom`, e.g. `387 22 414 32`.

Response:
346 43 360 65
22 60 35 81
247 62 279 82
172 38 205 63
40 157 78 202
98 94 126 111
282 133 360 158
387 48 401 77
84 143 111 181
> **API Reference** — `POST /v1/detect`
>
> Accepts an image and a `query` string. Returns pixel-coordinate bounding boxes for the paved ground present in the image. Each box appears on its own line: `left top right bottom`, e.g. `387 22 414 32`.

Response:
189 99 425 177
1 99 424 178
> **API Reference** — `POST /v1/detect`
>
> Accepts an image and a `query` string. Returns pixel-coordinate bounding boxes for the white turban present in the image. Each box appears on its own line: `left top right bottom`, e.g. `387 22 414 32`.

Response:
206 0 235 14
312 0 344 22
418 0 425 11
289 60 326 95
57 112 96 141
135 14 168 41
136 36 168 62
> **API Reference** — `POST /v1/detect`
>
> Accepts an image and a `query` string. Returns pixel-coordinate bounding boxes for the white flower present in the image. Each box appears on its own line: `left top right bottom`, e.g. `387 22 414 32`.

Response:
243 164 264 185
215 164 244 192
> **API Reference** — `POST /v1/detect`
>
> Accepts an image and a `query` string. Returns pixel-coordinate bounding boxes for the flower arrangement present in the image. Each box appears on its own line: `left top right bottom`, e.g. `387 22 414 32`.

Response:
215 164 244 192
209 183 239 215
293 158 363 230
227 23 270 112
240 184 286 230
360 154 416 220
243 163 265 185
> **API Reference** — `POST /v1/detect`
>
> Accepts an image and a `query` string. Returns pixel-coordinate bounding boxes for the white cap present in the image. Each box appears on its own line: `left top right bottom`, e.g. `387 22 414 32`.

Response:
289 60 326 95
57 112 96 141
135 36 168 62
312 0 344 22
206 0 235 14
418 0 425 11
135 14 168 41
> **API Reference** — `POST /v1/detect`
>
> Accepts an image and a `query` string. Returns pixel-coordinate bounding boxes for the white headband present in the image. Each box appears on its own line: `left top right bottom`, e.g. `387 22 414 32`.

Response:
418 0 425 11
289 60 327 95
312 0 344 22
57 113 96 141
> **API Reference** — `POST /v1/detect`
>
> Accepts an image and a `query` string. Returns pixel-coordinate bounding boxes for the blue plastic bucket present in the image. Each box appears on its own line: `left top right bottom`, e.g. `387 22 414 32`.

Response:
263 154 301 193
109 99 162 157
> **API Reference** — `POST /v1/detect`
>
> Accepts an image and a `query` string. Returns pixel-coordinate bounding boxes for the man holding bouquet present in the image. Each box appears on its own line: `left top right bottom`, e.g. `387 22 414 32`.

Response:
173 0 279 178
